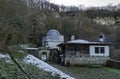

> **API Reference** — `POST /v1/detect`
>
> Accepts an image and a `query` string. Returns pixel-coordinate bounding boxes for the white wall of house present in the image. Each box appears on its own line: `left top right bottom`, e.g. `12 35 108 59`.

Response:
47 41 63 49
89 45 109 57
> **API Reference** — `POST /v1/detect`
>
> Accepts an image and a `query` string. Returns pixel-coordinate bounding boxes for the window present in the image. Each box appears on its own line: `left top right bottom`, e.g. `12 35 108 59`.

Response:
95 47 105 54
95 47 99 53
100 47 105 53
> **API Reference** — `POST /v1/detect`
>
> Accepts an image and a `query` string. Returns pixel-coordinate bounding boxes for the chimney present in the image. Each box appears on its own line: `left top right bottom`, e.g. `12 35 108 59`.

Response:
99 34 105 42
71 35 75 40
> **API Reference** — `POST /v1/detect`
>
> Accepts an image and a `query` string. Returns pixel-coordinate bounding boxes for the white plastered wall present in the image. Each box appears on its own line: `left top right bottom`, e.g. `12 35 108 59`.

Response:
47 41 63 49
89 45 109 57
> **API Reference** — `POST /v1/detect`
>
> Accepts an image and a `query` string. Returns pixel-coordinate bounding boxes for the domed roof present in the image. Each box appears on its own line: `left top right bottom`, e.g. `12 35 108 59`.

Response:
47 29 60 36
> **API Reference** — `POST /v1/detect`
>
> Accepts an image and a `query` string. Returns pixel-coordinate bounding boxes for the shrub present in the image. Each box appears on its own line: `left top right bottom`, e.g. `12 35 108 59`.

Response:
110 49 120 61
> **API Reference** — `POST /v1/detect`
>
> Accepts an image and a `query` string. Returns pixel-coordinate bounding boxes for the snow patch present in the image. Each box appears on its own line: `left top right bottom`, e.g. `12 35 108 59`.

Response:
68 39 89 43
0 54 10 58
24 55 75 79
0 54 11 63
68 39 101 44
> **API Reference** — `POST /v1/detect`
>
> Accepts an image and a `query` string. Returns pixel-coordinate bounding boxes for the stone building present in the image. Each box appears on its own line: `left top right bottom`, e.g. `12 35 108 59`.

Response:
42 29 64 49
58 39 110 65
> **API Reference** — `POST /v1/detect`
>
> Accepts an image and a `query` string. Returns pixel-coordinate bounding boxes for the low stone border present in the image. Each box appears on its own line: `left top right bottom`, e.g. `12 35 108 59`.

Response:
106 59 120 69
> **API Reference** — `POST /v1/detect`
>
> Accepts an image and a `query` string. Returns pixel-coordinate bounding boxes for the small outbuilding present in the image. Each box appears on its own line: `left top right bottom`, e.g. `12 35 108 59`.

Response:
58 39 110 65
25 47 39 57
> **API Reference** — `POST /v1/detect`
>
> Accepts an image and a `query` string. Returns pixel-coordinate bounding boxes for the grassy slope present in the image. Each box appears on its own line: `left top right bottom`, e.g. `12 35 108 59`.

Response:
50 63 120 79
0 51 60 79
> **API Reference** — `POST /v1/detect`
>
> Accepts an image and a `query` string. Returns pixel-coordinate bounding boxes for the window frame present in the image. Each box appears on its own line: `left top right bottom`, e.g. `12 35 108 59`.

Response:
95 47 105 54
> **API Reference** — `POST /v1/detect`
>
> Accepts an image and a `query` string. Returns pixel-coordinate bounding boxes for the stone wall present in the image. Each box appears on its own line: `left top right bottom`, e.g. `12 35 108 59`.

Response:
65 56 109 65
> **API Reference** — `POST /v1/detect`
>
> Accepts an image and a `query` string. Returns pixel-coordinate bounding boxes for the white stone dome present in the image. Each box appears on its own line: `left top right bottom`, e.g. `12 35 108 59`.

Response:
47 29 60 37
46 29 62 41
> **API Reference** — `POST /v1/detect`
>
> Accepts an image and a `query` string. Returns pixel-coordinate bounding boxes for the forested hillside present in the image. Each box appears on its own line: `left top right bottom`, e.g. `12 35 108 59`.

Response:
0 0 120 59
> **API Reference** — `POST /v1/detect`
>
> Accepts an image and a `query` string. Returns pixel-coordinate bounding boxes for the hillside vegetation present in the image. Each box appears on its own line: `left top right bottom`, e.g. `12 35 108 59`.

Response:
0 0 120 60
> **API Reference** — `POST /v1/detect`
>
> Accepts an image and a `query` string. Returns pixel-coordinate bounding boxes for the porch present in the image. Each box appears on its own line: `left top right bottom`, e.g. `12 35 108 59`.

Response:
65 44 90 57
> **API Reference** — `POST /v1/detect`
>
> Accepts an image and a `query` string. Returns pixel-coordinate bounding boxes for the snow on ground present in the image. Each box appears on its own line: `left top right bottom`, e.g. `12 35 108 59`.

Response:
0 54 11 63
68 39 100 44
0 54 10 58
24 55 75 79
